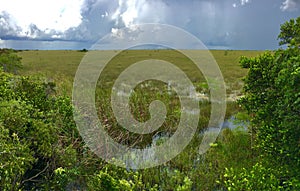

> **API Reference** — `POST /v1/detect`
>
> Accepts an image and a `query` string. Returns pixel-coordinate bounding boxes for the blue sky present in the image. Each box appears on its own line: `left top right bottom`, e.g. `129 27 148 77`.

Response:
0 0 299 50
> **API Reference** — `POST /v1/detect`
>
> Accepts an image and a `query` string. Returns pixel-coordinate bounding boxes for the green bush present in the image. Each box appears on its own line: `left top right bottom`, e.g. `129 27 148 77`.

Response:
223 162 300 191
0 48 22 74
224 163 281 190
225 17 300 191
0 67 83 190
0 123 35 191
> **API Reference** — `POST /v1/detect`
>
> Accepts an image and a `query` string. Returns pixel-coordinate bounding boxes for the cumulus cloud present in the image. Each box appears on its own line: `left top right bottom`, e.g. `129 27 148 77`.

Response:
281 0 300 11
60 0 120 42
110 0 168 28
0 11 22 38
0 0 84 39
0 0 300 50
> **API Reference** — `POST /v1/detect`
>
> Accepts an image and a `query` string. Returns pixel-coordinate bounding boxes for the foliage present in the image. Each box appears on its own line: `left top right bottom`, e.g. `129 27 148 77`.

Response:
0 67 82 190
0 47 260 190
194 128 254 190
278 16 300 47
0 66 199 190
226 17 300 190
0 123 35 191
0 48 22 74
223 159 300 191
239 45 300 171
79 48 88 52
224 163 279 191
86 162 145 191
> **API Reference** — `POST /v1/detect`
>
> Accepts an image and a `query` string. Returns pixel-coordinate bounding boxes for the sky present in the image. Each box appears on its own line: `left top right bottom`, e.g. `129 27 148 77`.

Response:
0 0 299 50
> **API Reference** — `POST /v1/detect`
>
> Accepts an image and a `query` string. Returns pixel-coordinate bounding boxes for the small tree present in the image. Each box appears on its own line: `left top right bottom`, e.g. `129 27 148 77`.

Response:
278 16 300 47
223 17 300 190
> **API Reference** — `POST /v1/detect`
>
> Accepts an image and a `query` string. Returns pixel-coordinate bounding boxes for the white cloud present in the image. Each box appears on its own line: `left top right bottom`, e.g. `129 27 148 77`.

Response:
0 0 84 38
231 0 250 8
241 0 251 6
110 0 167 28
120 0 138 27
241 0 250 5
0 11 23 37
51 34 62 39
281 0 300 11
111 0 145 27
111 27 123 38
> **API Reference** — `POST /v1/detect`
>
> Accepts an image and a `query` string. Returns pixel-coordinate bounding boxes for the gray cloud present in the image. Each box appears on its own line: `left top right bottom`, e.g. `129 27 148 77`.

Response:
0 0 300 50
0 11 22 38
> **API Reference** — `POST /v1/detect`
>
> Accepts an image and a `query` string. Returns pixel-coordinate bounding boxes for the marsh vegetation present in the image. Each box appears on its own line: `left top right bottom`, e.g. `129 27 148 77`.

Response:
0 17 299 190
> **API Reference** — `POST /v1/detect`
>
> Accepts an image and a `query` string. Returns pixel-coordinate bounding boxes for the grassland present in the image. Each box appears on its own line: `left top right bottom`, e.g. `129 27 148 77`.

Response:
17 49 263 144
18 49 264 123
15 49 264 190
18 49 263 95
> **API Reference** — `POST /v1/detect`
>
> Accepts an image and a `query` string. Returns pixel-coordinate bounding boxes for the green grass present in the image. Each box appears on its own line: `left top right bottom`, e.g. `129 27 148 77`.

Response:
16 49 263 190
17 49 262 149
19 50 84 77
18 49 263 123
18 49 263 95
